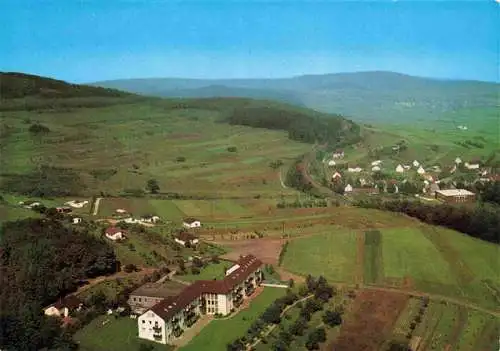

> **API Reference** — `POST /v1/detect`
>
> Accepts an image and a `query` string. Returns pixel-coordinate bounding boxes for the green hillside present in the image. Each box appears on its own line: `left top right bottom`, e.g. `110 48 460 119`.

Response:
0 73 358 198
91 71 499 124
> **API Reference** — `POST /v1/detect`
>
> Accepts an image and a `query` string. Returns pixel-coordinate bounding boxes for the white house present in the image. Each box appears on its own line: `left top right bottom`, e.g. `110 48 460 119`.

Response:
327 160 336 167
72 217 82 224
454 157 462 164
465 162 480 170
332 150 344 159
105 227 125 241
413 160 420 168
344 184 353 193
44 295 83 318
174 232 199 247
115 208 128 214
19 201 41 209
395 164 404 173
371 160 382 166
124 217 141 224
403 165 411 170
65 200 89 208
138 255 263 345
417 166 426 175
141 215 161 224
371 166 381 172
347 166 362 173
183 218 201 229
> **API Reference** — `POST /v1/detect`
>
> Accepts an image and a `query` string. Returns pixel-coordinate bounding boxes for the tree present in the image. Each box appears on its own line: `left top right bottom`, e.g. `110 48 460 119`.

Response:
322 310 342 327
123 264 137 273
305 327 326 350
191 267 200 275
146 179 160 194
289 318 307 336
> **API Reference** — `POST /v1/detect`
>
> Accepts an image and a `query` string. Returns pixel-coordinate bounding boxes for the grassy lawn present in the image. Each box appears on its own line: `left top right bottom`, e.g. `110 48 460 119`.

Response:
381 228 455 284
74 315 172 351
177 261 234 282
180 287 286 351
282 230 357 283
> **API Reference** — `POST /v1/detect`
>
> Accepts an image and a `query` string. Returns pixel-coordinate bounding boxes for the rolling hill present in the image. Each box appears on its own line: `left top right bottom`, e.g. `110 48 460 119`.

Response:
91 71 499 124
0 73 359 198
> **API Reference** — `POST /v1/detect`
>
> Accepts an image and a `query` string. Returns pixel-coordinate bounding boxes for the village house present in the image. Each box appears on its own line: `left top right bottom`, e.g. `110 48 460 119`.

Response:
413 160 420 168
435 189 476 203
138 255 263 345
347 166 362 173
105 227 126 241
403 165 411 170
331 172 342 181
464 162 480 170
65 200 89 208
428 182 440 196
371 165 381 172
19 200 41 209
344 184 353 193
124 217 141 224
44 295 83 318
56 206 72 214
417 166 426 175
332 150 344 159
140 215 161 224
115 208 128 214
72 217 82 224
183 218 201 229
327 160 336 167
371 160 382 166
395 164 404 173
174 232 199 247
454 157 462 165
128 281 186 315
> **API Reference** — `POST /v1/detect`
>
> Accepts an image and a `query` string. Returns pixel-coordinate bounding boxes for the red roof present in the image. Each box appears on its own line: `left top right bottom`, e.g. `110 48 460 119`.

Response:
150 255 262 320
52 295 82 310
175 232 198 242
105 227 123 235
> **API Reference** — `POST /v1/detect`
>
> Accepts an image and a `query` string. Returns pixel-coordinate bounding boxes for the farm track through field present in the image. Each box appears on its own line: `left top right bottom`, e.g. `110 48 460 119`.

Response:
447 306 468 350
355 232 365 285
92 197 102 216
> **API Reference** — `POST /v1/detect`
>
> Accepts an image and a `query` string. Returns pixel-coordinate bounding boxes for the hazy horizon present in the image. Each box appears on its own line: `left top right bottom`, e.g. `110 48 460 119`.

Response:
2 0 499 83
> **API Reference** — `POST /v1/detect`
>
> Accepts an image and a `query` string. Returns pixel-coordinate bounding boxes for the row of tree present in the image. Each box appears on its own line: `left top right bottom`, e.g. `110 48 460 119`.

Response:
355 198 500 244
226 106 361 147
0 218 119 350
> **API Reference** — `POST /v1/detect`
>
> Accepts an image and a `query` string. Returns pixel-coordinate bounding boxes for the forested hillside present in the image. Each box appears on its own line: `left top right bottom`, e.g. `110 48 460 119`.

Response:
0 218 118 350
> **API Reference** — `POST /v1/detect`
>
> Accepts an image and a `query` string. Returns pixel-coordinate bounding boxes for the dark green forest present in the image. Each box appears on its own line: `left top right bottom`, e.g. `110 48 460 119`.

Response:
226 107 361 147
0 218 118 350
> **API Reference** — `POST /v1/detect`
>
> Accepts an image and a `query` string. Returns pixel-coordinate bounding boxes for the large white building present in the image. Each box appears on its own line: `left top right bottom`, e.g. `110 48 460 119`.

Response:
137 255 263 345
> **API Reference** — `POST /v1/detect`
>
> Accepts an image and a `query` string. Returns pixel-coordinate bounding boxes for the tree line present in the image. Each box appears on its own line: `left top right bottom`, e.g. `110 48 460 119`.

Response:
355 198 500 244
0 218 118 350
226 106 361 147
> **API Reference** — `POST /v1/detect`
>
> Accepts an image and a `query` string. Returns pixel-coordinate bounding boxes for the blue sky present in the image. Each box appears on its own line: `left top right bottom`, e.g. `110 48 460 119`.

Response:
1 1 498 82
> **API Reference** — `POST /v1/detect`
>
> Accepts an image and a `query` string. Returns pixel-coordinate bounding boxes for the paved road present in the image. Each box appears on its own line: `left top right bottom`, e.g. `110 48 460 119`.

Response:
92 197 103 216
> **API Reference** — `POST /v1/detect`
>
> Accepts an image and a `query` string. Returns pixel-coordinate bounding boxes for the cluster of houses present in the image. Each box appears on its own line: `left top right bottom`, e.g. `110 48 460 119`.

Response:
327 150 497 202
45 254 265 346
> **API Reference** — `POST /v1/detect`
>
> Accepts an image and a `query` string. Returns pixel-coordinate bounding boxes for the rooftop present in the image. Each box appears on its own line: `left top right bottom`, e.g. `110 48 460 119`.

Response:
150 255 262 320
436 189 475 196
183 217 199 224
175 232 198 241
130 281 186 298
51 295 82 310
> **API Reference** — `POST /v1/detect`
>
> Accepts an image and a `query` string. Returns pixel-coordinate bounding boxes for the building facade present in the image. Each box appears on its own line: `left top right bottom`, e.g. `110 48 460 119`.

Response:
435 189 476 203
137 255 263 345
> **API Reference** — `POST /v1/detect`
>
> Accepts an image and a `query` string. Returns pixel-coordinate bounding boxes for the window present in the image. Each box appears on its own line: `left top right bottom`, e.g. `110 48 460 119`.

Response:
133 297 136 301
142 320 145 324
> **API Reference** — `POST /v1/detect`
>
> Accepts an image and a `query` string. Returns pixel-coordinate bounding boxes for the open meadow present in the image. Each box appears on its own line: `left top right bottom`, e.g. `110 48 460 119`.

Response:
180 287 286 351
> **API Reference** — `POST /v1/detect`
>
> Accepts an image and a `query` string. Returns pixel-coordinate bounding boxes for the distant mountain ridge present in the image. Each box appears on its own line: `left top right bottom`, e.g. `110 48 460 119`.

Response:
91 71 499 123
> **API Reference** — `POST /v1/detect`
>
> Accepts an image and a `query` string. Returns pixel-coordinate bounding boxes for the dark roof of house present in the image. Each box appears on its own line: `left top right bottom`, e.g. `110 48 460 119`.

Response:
52 295 82 310
130 281 186 298
183 217 199 224
175 232 198 242
150 255 262 320
334 149 344 153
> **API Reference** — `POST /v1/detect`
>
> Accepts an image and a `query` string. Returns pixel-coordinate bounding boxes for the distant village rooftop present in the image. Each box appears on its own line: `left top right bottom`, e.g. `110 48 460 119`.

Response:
436 189 475 196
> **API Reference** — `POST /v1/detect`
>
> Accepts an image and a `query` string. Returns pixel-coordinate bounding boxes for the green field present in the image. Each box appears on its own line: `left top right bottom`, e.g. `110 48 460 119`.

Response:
180 287 286 351
282 225 500 310
363 230 384 284
177 261 233 282
282 230 358 283
74 315 171 351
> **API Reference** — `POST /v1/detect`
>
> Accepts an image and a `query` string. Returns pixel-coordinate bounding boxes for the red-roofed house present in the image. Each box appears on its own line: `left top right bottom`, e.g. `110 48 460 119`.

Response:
137 255 263 344
105 227 125 241
44 295 83 318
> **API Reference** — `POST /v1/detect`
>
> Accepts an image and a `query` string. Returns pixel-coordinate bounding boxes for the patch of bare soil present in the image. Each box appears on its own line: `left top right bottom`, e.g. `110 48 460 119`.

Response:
215 238 285 265
330 290 409 351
